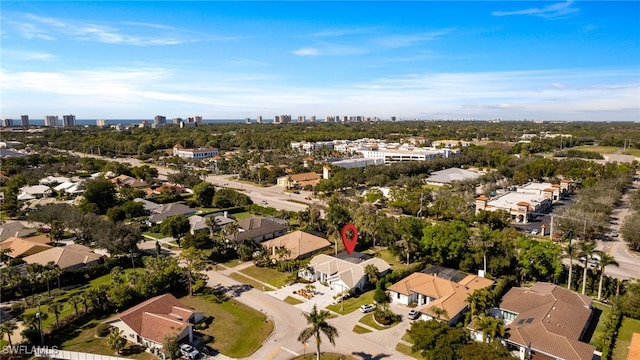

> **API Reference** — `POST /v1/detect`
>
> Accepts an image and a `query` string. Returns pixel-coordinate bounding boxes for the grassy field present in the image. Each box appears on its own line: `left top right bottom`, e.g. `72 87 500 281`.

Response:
239 265 292 288
352 324 372 334
585 302 611 349
180 294 274 358
358 312 399 330
232 212 253 220
220 258 241 268
570 146 621 155
142 231 165 239
396 343 420 359
284 296 304 305
228 272 275 291
363 248 412 272
612 316 640 360
326 290 374 315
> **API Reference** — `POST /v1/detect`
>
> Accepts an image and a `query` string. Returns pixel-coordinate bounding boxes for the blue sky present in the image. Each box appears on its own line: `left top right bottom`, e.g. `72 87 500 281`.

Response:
1 1 639 121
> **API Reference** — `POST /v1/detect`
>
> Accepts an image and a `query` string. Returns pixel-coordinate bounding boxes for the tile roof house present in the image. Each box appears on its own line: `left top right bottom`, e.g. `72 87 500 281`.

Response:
147 203 195 224
104 293 204 352
0 235 53 258
299 252 391 292
387 269 494 325
111 175 149 189
23 244 103 270
261 231 331 260
276 172 321 188
477 282 595 360
228 217 289 243
189 212 235 235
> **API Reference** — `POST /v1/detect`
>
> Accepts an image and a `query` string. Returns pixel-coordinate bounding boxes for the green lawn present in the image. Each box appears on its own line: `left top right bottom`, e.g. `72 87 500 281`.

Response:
612 316 640 360
326 290 374 315
358 312 400 330
180 294 274 358
396 343 420 359
284 296 304 305
363 248 412 272
142 231 165 239
570 146 621 155
228 272 275 291
352 324 372 334
587 302 611 350
624 148 640 157
232 212 253 220
402 332 415 344
239 265 293 288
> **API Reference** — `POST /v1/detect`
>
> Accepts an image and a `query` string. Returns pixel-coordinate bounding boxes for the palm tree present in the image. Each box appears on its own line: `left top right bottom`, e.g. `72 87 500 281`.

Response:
48 301 63 329
107 328 128 355
472 315 492 343
70 294 82 318
485 316 506 343
225 222 240 242
578 241 598 295
26 263 43 305
466 289 489 318
297 304 339 360
597 253 619 300
431 306 449 322
364 264 380 285
0 320 18 348
563 241 576 290
474 225 493 276
205 216 221 239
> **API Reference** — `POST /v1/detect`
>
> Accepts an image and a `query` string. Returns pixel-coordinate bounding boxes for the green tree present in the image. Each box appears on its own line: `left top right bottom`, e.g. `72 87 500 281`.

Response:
107 328 128 355
596 253 619 301
179 247 210 297
577 240 598 295
192 182 216 207
297 304 339 360
48 301 63 329
408 319 467 360
0 320 18 348
160 215 190 247
70 294 82 318
81 179 117 214
163 333 180 360
364 264 379 285
621 212 640 251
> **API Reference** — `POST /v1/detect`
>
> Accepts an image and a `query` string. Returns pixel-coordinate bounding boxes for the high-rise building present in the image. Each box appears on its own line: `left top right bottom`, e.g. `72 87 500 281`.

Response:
297 115 305 123
154 115 166 125
194 116 202 125
96 119 108 127
44 115 59 127
62 114 76 127
2 118 14 127
173 117 183 125
256 115 262 124
21 115 29 127
310 116 316 122
245 118 251 124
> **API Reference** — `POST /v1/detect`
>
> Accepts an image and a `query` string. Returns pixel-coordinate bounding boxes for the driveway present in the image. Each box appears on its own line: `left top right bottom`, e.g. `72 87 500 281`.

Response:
268 281 342 313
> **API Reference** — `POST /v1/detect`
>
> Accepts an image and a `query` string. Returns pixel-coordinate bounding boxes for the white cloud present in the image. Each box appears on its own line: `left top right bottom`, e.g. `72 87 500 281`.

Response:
293 48 320 56
2 49 55 61
375 29 453 48
492 1 579 19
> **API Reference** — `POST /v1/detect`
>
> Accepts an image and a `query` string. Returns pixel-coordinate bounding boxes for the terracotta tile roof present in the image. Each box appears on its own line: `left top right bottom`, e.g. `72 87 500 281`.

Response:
261 231 331 260
629 333 640 360
104 293 200 345
290 172 320 182
0 237 53 258
475 195 490 201
23 245 102 270
500 282 595 360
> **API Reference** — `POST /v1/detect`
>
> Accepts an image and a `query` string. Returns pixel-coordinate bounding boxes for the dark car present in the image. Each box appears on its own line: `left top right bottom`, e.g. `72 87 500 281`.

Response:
198 345 218 356
293 190 300 194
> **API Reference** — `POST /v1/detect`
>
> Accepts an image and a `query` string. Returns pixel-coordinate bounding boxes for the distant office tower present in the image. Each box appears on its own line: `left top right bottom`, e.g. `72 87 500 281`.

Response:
154 115 166 125
280 114 291 124
297 115 305 123
310 116 316 122
21 115 29 127
324 116 331 123
2 118 13 127
62 114 76 127
172 117 183 125
194 116 202 125
342 116 348 123
44 115 59 127
96 119 108 127
256 115 262 124
245 118 251 124
274 115 280 124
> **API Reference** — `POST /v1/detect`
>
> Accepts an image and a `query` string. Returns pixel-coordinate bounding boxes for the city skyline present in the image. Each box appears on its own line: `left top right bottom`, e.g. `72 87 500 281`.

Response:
1 1 639 121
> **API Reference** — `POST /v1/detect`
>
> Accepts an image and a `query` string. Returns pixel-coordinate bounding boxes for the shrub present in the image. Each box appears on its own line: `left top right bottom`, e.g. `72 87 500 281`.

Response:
10 302 25 315
95 323 111 337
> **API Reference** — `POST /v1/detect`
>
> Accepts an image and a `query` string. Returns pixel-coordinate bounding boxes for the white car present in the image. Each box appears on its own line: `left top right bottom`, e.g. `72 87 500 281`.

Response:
408 309 421 320
359 304 376 313
179 344 201 359
531 229 539 235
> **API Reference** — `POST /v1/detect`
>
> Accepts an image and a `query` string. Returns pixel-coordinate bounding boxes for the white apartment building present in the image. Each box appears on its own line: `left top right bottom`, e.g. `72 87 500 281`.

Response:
173 144 218 159
44 115 59 127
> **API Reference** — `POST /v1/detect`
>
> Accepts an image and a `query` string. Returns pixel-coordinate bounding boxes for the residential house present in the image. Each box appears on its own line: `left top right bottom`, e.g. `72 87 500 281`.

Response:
18 185 52 201
133 198 162 214
111 174 149 189
147 203 195 224
261 231 331 260
0 222 37 242
53 181 84 195
0 235 53 258
299 252 391 292
39 176 71 186
189 212 235 235
104 293 204 354
228 217 289 243
387 267 494 325
475 282 595 360
276 172 321 189
23 244 103 270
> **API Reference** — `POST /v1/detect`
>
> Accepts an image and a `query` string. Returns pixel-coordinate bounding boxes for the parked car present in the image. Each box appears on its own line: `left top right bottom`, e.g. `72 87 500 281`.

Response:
408 309 421 320
180 344 201 359
261 200 268 204
359 304 376 313
531 229 539 235
198 345 217 356
610 230 619 237
305 197 312 200
293 190 300 194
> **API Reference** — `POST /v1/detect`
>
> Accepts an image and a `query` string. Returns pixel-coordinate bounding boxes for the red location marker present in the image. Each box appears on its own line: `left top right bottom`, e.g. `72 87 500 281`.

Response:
341 223 358 255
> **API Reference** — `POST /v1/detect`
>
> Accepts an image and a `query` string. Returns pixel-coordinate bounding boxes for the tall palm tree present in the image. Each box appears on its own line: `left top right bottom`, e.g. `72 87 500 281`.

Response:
298 304 339 360
597 253 619 300
466 289 489 318
0 320 18 348
578 241 598 295
474 225 493 276
70 294 82 318
205 216 221 239
472 315 492 343
485 316 506 343
563 241 576 290
431 306 449 322
48 301 63 329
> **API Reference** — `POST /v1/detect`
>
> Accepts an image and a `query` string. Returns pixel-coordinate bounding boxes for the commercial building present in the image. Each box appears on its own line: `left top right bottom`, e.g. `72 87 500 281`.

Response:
172 144 218 159
21 115 29 127
1 119 13 127
62 114 76 127
44 115 59 127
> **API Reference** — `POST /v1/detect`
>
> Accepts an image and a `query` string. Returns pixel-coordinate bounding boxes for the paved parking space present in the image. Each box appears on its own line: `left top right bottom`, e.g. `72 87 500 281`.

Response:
268 281 342 313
